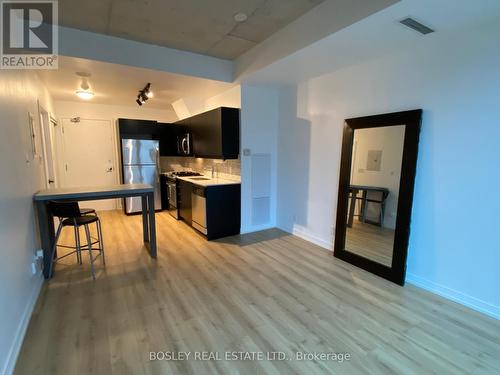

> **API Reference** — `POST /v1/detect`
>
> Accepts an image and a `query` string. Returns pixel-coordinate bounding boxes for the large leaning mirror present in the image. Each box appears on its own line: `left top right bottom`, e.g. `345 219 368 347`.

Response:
334 110 422 285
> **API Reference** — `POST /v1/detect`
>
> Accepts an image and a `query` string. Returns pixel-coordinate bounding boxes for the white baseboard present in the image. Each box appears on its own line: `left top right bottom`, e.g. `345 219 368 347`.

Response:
406 273 500 320
291 226 333 251
2 275 44 375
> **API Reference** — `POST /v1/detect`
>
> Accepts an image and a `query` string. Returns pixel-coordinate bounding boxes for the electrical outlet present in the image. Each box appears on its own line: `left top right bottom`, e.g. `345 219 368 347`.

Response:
31 251 44 275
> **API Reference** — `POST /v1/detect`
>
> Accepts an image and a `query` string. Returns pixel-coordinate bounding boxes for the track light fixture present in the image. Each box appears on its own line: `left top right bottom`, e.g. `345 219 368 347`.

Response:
136 83 153 106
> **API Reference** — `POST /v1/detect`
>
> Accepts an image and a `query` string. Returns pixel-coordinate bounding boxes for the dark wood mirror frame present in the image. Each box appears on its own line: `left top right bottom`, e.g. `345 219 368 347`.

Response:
333 109 422 285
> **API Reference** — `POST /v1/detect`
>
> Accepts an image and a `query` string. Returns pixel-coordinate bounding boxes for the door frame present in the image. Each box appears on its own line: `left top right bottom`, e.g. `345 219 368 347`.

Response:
37 101 58 189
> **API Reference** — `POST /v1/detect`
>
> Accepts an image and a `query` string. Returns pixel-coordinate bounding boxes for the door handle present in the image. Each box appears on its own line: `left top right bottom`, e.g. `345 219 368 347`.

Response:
106 167 113 172
48 179 55 184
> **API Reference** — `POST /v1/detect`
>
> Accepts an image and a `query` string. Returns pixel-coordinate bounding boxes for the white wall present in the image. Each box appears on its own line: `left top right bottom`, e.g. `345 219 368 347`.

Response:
276 20 500 318
54 100 177 200
240 84 279 233
204 85 241 112
171 85 241 120
0 71 54 375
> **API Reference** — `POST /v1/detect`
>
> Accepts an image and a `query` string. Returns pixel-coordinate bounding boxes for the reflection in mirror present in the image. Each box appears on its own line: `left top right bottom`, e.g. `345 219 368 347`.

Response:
344 125 405 266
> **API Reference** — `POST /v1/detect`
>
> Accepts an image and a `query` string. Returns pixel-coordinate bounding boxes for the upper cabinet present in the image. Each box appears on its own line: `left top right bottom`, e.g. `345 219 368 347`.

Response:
176 107 240 160
118 119 180 157
119 107 240 160
157 122 185 156
118 119 157 139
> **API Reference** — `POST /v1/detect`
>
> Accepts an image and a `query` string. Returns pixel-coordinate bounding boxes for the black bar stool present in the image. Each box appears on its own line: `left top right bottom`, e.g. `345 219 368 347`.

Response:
48 201 105 279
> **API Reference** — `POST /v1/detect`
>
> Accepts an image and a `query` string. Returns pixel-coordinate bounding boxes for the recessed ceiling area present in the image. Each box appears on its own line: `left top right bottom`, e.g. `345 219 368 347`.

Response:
36 56 235 109
58 0 326 60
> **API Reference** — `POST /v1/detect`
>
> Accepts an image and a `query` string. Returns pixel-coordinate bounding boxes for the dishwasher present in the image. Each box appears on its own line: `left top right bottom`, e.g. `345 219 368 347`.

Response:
191 186 207 235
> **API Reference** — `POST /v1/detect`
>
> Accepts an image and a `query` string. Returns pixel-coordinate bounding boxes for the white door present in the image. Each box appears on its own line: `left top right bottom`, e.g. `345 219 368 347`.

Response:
61 118 118 211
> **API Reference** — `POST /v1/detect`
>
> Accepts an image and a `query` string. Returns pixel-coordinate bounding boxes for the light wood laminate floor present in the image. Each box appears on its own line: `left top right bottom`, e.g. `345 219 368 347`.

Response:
15 211 500 375
346 220 394 266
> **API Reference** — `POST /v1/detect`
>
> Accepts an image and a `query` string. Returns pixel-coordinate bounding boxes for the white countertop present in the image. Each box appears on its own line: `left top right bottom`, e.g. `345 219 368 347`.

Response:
176 175 241 187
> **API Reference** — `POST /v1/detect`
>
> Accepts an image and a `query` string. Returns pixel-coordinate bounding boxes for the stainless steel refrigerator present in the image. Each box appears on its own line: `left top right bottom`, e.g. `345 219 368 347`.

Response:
121 139 161 214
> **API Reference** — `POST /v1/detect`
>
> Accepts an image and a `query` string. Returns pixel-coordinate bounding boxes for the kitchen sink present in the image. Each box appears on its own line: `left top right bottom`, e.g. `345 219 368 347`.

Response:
189 177 211 181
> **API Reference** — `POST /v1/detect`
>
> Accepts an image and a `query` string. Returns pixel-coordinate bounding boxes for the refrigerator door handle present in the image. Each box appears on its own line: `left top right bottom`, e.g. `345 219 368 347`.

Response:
155 147 160 183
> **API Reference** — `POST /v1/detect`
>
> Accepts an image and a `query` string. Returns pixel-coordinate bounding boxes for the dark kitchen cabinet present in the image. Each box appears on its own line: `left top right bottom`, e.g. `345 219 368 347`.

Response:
118 119 184 157
178 179 193 224
176 107 239 159
205 184 240 240
118 119 157 139
177 179 241 240
157 123 178 156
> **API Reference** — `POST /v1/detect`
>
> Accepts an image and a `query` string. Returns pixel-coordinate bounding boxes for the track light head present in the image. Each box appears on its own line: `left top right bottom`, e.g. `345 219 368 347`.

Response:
136 82 152 106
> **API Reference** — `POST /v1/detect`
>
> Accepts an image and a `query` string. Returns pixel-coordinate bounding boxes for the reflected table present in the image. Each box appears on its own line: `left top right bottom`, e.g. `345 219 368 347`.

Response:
348 185 389 228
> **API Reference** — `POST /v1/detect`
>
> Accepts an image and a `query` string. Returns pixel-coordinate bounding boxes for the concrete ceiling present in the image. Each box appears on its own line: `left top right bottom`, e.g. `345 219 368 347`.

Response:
37 56 235 109
58 0 326 60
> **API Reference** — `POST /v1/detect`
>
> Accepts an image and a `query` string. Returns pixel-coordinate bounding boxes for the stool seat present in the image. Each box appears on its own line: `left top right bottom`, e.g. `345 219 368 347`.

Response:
80 208 96 215
61 215 99 226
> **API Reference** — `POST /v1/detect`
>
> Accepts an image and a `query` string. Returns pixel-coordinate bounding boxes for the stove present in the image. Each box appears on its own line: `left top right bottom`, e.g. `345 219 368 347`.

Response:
164 171 202 219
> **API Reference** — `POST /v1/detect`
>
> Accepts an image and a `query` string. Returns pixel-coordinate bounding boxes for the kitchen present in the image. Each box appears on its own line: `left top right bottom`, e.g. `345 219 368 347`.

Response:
119 107 241 240
30 55 246 280
33 57 241 244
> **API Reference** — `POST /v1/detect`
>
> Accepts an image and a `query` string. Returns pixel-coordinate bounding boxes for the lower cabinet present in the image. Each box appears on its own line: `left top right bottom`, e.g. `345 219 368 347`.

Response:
178 179 192 225
177 180 240 240
205 184 240 240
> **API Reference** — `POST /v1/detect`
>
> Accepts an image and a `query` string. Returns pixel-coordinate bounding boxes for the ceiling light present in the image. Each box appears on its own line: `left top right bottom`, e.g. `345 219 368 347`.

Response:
136 82 152 106
234 12 247 22
75 72 94 100
76 90 94 100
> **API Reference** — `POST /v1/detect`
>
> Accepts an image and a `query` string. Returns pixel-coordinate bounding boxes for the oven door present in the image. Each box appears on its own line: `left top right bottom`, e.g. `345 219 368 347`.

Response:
167 181 179 219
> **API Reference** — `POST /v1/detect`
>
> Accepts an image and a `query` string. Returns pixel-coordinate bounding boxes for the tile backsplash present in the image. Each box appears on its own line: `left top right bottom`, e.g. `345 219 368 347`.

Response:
160 156 241 181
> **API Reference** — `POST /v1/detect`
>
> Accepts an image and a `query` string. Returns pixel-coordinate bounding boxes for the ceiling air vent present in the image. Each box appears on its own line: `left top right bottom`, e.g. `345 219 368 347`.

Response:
399 17 434 35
